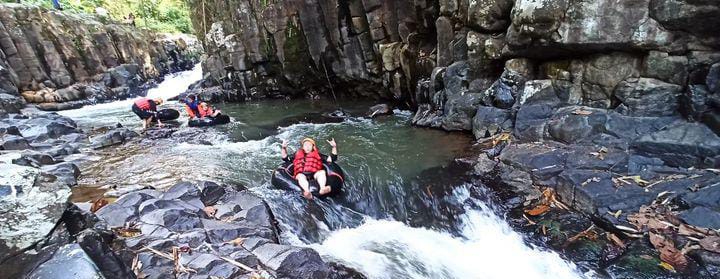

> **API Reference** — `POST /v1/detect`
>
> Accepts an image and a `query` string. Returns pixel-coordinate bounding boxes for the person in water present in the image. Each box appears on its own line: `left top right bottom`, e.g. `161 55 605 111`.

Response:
281 138 338 199
132 97 163 130
198 102 222 118
181 94 201 119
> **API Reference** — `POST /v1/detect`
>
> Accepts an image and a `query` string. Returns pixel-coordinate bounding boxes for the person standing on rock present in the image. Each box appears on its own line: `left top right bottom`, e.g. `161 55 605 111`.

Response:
132 97 164 131
281 138 338 199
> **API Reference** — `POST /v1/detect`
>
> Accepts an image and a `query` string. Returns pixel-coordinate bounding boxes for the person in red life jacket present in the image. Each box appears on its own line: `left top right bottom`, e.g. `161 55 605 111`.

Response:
181 94 201 119
198 102 222 118
281 137 338 199
131 97 164 130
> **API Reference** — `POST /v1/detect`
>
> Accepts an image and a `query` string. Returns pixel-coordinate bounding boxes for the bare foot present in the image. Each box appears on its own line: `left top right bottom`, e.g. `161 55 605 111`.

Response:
319 186 332 195
302 191 313 200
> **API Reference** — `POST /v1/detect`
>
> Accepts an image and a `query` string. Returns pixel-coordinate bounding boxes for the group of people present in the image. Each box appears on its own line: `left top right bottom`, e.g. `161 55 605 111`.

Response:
131 94 221 130
131 96 338 199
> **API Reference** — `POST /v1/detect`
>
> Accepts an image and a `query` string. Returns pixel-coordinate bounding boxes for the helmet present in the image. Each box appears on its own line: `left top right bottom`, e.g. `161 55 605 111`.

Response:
301 138 316 146
154 98 164 105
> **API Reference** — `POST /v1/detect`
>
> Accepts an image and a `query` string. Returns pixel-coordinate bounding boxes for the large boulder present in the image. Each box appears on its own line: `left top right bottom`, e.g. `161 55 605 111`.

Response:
632 122 720 168
614 78 683 117
252 243 330 279
0 164 71 261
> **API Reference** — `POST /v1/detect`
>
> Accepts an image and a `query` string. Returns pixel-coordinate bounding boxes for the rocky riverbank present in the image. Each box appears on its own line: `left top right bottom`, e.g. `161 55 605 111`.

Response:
0 110 365 278
0 3 201 114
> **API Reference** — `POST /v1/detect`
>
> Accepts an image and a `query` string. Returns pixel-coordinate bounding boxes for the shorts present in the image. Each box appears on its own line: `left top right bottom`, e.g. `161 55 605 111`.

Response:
132 104 154 120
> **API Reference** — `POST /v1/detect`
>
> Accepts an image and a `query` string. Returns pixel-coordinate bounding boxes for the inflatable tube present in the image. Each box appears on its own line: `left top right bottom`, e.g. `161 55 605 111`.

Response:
154 109 180 121
271 161 345 197
188 114 231 127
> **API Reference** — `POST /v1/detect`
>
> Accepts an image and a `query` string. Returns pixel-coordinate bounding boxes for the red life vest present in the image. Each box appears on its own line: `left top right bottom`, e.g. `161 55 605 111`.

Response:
293 149 323 174
134 98 152 110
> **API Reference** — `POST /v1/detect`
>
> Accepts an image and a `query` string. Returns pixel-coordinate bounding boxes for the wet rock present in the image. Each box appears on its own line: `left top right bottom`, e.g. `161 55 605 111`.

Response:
91 127 139 149
642 51 688 86
252 243 330 279
367 103 393 118
26 243 103 279
41 162 81 187
1 134 30 150
11 150 55 167
200 181 226 206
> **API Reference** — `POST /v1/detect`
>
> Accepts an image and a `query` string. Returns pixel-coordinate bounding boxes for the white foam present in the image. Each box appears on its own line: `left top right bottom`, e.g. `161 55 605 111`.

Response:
304 189 585 279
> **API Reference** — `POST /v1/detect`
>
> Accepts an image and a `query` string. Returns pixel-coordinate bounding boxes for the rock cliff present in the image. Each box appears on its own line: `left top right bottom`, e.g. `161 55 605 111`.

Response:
0 3 201 113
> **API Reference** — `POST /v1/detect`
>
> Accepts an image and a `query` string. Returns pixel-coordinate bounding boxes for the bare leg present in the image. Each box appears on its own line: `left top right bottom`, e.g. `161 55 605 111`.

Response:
315 170 331 195
295 173 313 200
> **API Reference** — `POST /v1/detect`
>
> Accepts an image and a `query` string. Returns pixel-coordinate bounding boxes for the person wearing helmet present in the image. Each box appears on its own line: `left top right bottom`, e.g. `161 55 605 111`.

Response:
132 97 164 130
180 94 201 119
281 137 338 199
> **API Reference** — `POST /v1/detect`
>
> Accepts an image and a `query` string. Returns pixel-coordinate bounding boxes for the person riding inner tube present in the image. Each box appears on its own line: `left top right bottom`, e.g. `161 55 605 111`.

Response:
132 97 163 130
180 94 201 120
280 137 338 199
198 102 222 118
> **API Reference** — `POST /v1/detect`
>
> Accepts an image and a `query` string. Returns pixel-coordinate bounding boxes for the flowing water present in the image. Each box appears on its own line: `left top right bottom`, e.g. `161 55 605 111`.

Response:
61 66 587 279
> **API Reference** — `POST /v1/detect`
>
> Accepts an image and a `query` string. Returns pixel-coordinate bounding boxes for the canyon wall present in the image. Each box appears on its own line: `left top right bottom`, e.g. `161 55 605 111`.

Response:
0 3 201 113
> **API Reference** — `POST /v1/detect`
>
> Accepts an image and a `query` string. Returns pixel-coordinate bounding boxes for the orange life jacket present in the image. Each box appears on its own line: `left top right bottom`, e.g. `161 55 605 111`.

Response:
198 102 213 117
293 148 323 175
134 98 152 110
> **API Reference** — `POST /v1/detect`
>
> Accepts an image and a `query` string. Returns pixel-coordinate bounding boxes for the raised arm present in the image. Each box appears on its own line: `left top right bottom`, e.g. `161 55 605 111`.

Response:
281 139 288 160
326 138 337 162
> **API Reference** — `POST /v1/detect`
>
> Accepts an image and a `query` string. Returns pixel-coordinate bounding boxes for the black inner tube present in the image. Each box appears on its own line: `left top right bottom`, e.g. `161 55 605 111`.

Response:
271 161 345 197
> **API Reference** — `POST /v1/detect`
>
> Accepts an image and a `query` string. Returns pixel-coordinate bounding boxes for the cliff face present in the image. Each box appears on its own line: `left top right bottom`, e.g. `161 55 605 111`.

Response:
0 4 201 113
187 0 718 112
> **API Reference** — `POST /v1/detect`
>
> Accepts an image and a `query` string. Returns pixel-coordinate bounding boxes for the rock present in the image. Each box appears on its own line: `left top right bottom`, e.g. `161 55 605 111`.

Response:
709 62 720 94
632 122 720 168
614 78 682 117
200 181 226 206
41 162 81 187
679 206 720 230
90 128 139 149
252 243 330 279
1 134 30 150
581 53 641 108
0 163 70 261
642 51 688 86
0 93 24 114
26 243 103 279
8 148 51 167
467 0 514 32
96 191 158 228
367 103 393 118
472 106 512 139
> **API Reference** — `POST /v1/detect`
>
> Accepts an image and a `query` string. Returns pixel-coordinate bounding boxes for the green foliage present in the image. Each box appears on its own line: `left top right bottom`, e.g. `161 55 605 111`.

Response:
2 0 193 34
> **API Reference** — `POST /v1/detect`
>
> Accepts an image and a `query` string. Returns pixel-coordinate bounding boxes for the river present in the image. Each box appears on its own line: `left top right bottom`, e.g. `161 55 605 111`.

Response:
60 65 588 279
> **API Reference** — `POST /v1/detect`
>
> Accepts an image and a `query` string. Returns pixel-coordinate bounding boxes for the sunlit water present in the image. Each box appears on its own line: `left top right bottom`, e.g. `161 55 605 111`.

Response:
64 66 586 279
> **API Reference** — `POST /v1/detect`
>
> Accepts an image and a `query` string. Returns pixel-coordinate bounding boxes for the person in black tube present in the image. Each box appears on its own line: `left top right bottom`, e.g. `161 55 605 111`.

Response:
281 138 338 199
132 97 164 130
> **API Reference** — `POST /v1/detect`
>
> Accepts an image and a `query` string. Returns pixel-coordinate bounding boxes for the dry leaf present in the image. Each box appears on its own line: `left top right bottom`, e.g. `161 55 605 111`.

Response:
658 262 677 273
613 210 622 219
617 175 649 186
565 225 596 246
639 255 654 260
114 227 141 237
90 198 109 213
525 204 551 216
203 206 217 218
572 109 593 116
606 232 626 248
227 237 246 246
698 236 720 254
649 232 688 271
